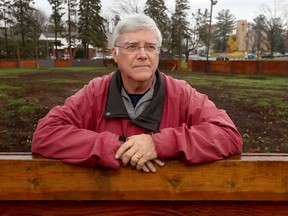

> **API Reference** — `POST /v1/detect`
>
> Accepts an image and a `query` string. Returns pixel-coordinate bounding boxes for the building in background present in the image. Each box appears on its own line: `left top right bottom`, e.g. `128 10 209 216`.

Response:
236 20 268 54
39 32 113 59
39 32 82 59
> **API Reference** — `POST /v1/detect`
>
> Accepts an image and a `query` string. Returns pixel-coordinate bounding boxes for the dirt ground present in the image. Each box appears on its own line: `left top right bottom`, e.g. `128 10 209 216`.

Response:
0 70 287 153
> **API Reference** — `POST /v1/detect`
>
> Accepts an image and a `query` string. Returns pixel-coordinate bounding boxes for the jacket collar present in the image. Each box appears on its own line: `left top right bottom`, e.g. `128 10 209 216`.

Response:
105 69 165 133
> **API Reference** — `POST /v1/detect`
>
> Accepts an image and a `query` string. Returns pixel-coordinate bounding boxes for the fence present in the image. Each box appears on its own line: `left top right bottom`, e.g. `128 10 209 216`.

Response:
189 60 288 76
0 59 105 68
0 59 287 76
0 152 287 215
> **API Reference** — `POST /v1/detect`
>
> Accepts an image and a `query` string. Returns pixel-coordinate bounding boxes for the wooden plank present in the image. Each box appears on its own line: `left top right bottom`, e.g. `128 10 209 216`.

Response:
0 201 288 216
0 153 287 201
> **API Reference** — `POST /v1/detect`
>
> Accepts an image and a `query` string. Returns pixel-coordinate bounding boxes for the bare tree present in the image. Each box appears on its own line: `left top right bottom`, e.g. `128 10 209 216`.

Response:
190 9 210 60
259 0 287 56
31 8 49 32
110 0 145 16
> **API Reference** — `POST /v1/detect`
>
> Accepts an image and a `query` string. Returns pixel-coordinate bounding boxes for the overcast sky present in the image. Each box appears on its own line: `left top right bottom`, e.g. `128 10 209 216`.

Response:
33 0 279 23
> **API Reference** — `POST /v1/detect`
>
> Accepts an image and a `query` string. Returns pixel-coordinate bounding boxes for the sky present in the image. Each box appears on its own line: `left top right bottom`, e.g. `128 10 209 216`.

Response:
33 0 275 23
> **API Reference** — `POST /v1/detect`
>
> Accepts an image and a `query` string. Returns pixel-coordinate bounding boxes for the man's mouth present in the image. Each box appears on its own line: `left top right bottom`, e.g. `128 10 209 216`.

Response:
134 65 150 68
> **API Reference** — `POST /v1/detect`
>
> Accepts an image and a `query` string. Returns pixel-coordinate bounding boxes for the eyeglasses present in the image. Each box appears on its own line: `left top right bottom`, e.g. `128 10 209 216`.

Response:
115 43 160 54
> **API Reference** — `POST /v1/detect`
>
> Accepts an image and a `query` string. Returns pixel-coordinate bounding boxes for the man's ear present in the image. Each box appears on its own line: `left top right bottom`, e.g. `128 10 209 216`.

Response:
111 48 118 63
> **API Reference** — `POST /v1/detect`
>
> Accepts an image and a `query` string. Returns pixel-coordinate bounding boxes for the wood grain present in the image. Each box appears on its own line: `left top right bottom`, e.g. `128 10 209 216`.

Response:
0 201 288 216
0 153 287 201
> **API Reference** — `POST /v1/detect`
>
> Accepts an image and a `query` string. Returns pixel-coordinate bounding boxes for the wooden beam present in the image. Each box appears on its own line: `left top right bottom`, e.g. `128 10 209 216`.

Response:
0 201 288 216
0 153 287 201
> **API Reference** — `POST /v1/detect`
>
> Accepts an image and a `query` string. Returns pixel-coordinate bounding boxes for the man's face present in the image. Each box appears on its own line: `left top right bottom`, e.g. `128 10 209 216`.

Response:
112 29 160 85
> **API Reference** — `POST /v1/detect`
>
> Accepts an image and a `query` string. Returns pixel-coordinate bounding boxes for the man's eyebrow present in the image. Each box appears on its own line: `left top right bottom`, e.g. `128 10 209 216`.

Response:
145 42 158 45
122 41 138 45
121 42 158 46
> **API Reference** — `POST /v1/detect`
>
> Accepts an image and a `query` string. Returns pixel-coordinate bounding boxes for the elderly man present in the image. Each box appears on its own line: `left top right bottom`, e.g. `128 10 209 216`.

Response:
32 14 242 173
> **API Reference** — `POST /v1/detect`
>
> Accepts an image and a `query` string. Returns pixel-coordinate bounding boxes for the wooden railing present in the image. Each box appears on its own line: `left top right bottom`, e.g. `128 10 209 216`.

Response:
0 153 287 215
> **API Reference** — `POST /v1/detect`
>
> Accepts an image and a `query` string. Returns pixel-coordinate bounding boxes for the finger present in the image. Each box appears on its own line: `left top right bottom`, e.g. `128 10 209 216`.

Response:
145 161 156 173
115 139 133 159
120 143 142 166
136 159 164 171
153 159 165 167
130 154 141 167
136 158 145 171
135 155 158 171
141 164 150 173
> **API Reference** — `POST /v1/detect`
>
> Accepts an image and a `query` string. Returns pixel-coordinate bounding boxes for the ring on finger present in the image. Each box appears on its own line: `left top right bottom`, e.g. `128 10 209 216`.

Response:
134 154 141 159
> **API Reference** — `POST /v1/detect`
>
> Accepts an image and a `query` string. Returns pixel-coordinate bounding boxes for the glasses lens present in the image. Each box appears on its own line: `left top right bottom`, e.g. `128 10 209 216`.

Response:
118 43 159 53
144 45 158 52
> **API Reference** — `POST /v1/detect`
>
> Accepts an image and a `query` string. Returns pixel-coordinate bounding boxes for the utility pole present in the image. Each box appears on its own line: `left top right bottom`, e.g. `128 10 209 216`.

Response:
206 0 218 61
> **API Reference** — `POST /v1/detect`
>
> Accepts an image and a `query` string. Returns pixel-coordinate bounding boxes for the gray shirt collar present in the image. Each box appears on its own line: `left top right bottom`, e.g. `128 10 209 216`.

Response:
121 77 156 119
105 69 165 133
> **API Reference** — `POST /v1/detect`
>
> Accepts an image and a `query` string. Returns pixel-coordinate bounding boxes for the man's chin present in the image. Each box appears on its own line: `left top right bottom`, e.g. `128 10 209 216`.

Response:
132 66 151 73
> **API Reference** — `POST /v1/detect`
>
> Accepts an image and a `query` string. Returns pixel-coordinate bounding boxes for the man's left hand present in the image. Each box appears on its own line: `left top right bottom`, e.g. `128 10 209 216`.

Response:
115 134 164 172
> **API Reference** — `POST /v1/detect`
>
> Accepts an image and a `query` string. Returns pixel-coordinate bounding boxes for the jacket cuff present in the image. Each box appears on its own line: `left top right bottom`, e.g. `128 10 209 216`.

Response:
152 130 178 160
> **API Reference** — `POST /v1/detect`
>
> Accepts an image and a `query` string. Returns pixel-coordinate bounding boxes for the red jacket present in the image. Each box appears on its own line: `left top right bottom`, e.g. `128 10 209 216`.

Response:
32 71 242 169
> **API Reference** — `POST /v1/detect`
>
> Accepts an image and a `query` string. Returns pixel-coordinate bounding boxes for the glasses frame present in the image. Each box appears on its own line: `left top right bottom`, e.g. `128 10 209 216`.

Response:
115 43 161 54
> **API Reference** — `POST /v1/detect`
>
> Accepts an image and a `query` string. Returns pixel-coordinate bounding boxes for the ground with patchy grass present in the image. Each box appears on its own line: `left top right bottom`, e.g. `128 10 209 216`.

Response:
0 68 287 153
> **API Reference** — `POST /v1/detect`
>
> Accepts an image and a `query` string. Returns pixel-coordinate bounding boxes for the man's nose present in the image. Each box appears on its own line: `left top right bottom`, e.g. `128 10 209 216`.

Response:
137 47 148 58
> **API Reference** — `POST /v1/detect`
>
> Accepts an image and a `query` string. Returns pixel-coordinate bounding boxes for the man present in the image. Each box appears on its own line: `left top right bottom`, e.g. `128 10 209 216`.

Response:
32 14 242 173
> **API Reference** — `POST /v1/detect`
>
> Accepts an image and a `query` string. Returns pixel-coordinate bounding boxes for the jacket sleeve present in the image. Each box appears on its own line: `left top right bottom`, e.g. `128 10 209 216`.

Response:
152 82 243 164
31 79 122 170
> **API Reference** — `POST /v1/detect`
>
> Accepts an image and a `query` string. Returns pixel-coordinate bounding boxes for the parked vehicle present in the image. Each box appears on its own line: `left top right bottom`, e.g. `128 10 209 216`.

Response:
91 56 103 60
216 54 229 61
273 52 284 58
60 54 70 60
104 54 113 59
261 53 272 59
247 54 255 60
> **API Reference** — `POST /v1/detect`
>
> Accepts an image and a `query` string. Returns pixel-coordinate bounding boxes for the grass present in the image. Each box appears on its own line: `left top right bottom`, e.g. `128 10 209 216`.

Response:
172 72 287 89
0 66 114 75
18 105 38 112
45 66 112 72
0 84 22 90
181 62 187 68
8 98 25 106
1 68 287 113
0 68 40 75
169 72 288 111
38 78 83 84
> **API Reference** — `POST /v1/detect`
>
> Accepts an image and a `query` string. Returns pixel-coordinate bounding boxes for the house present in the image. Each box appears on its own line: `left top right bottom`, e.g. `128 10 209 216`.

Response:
39 32 100 59
39 32 113 59
39 32 81 59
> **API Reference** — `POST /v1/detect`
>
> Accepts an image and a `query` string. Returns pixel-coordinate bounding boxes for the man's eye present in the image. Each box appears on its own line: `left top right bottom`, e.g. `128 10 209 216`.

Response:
145 45 157 51
126 45 138 50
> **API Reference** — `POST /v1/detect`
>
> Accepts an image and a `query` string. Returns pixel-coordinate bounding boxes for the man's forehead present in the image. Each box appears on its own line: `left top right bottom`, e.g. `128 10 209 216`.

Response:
117 31 158 43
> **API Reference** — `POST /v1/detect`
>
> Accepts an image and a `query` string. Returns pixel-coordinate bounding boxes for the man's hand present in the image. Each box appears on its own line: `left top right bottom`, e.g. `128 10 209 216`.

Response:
115 134 164 172
140 159 165 173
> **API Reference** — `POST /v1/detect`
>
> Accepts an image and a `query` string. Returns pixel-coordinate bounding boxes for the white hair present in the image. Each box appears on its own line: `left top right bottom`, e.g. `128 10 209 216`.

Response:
112 13 162 47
